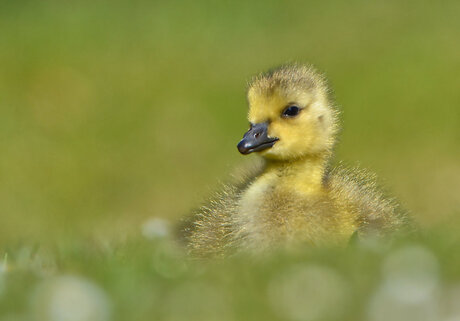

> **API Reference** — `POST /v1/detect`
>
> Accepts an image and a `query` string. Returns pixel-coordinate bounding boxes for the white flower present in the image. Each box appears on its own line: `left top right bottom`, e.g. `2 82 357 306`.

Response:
31 275 111 321
141 217 171 240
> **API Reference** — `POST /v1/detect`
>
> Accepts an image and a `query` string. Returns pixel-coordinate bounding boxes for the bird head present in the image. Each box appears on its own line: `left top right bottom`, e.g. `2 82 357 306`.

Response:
237 64 339 161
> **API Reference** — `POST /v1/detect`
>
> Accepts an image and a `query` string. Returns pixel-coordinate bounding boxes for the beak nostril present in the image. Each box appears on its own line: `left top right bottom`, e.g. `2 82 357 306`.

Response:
238 122 277 155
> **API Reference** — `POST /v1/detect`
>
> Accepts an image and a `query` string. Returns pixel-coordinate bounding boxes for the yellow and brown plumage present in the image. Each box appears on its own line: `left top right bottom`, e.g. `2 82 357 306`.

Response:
182 64 411 257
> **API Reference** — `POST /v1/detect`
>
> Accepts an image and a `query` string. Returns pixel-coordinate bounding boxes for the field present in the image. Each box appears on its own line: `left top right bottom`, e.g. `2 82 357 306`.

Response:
0 0 459 320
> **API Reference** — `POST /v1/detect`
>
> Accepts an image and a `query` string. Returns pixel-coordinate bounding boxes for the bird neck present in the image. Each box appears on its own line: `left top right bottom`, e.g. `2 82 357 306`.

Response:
263 155 328 195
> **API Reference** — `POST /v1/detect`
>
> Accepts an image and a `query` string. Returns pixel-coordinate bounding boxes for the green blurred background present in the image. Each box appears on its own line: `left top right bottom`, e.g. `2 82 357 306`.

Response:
1 0 459 241
1 1 460 321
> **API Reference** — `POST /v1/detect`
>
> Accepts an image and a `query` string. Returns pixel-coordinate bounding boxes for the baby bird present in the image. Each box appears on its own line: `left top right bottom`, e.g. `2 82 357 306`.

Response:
183 64 410 257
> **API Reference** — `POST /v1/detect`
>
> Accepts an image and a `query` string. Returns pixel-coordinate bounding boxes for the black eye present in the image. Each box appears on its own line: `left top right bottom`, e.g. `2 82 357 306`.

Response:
282 106 301 118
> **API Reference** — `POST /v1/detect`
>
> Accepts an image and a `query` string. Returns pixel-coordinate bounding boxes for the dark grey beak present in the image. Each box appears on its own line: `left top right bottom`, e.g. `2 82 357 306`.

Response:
237 122 279 155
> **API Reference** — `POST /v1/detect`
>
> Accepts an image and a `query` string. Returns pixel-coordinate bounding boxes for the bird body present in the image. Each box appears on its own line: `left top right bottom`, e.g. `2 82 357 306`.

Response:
234 158 355 251
183 64 410 257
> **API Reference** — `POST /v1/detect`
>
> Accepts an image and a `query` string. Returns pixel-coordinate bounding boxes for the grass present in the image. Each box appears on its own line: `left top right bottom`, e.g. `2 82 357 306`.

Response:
0 0 459 320
2 230 460 321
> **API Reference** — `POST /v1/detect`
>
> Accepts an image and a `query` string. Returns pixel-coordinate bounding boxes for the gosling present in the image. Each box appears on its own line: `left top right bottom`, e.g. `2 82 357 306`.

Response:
183 64 411 257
